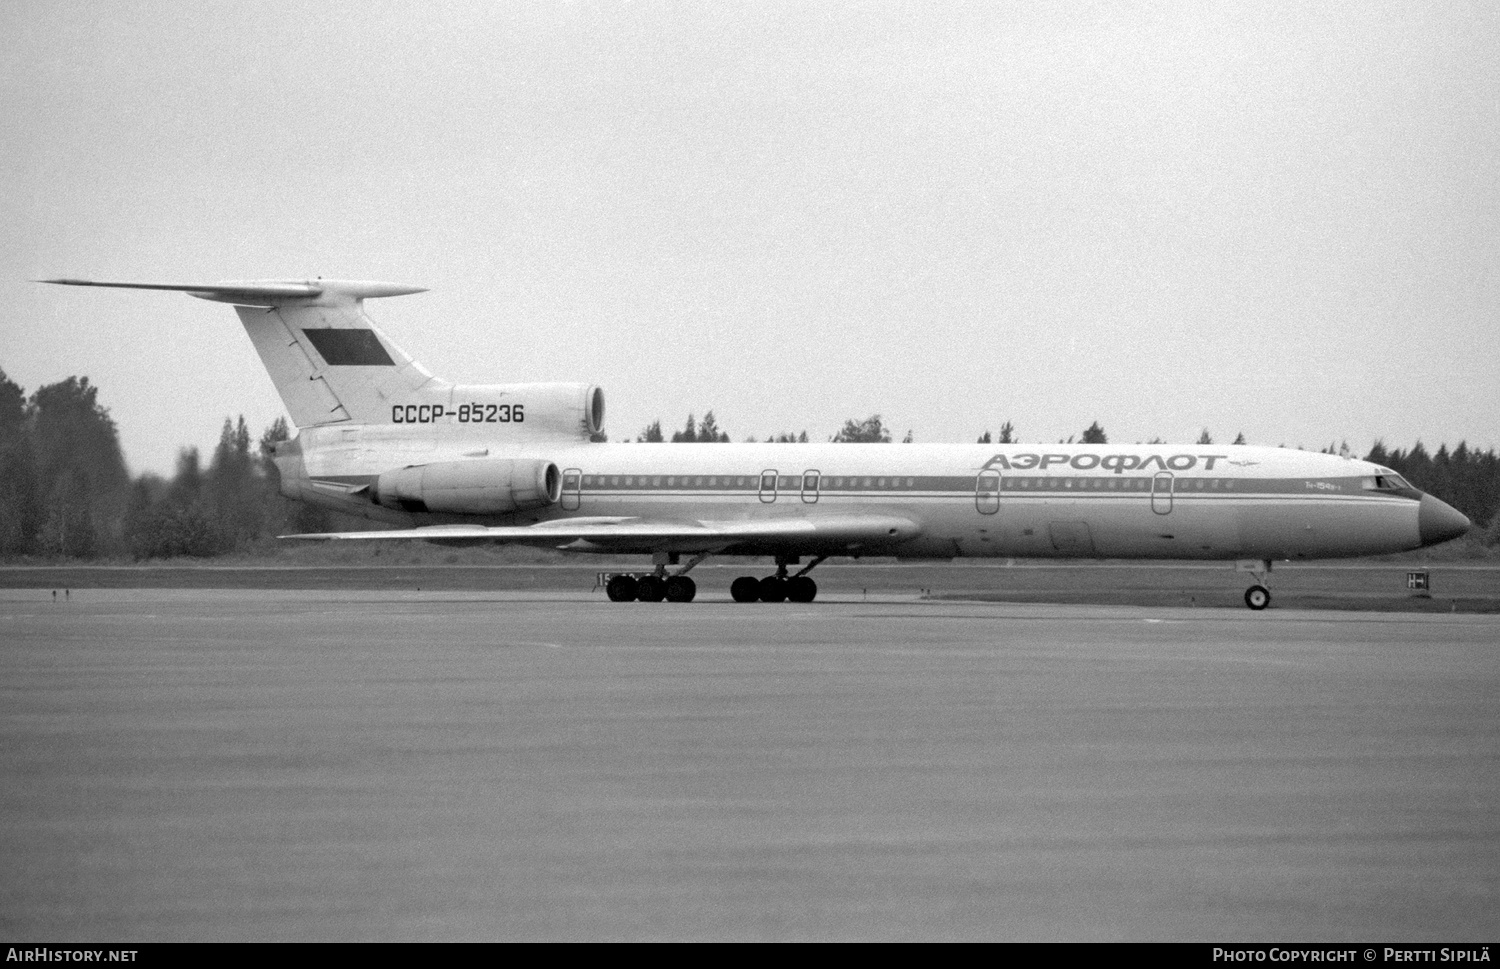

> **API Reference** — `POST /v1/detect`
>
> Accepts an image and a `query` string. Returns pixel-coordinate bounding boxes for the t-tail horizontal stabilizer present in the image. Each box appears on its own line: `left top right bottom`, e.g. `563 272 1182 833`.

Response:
38 278 426 306
41 277 433 428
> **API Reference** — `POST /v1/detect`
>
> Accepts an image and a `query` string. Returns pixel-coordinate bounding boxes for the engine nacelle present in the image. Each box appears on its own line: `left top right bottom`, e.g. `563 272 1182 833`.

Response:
441 383 606 440
375 459 561 515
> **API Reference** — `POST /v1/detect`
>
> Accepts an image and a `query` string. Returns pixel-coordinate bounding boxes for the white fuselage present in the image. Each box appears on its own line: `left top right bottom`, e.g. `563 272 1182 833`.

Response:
280 435 1430 561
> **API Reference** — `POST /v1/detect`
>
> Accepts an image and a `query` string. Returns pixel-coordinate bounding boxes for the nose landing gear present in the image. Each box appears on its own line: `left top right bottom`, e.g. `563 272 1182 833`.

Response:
1238 560 1273 610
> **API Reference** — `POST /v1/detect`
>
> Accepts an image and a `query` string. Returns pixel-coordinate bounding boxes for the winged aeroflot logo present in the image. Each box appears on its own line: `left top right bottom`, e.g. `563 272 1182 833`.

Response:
981 452 1231 473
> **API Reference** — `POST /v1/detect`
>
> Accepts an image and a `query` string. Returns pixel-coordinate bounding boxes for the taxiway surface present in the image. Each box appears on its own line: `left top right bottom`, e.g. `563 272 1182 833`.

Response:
2 591 1496 940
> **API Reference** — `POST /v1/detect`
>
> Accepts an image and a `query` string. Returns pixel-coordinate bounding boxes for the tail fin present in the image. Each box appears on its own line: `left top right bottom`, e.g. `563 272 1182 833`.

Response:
41 278 439 428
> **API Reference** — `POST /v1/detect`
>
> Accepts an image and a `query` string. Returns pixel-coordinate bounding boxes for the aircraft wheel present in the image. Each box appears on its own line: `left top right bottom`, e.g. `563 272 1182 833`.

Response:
605 575 638 602
731 576 761 603
1244 585 1271 611
636 575 667 603
786 576 817 603
758 576 788 603
665 575 697 603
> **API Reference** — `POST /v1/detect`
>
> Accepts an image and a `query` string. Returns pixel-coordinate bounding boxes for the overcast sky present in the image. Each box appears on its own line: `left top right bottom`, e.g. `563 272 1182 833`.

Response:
4 0 1497 475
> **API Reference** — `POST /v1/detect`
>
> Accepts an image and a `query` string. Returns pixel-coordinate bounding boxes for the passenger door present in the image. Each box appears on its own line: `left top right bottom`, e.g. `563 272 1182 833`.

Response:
975 469 1000 515
1152 472 1174 515
560 468 582 511
759 469 778 504
802 470 820 504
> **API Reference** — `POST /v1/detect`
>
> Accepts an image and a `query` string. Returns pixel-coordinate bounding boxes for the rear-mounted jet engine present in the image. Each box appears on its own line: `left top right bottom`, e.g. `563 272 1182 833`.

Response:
374 459 561 515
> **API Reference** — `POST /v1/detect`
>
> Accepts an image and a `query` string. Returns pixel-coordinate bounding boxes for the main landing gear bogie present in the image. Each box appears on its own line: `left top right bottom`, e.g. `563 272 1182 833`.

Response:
735 555 823 603
731 574 819 603
604 550 709 604
606 573 697 603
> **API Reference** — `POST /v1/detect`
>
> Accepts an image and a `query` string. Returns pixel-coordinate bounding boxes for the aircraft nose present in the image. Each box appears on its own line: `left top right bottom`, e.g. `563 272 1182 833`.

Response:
1418 494 1471 547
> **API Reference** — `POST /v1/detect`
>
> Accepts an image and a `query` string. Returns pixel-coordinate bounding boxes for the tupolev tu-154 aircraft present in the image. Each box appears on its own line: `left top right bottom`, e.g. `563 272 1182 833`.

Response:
43 277 1471 609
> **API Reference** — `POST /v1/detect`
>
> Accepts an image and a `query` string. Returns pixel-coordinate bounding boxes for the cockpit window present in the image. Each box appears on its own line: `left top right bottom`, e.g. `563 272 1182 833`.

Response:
1365 472 1414 492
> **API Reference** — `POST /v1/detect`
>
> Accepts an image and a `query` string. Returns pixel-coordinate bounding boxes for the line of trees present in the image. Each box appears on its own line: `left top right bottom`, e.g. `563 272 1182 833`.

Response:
118 416 329 559
1 371 129 557
976 423 1254 446
636 411 733 443
639 413 910 444
3 370 1497 559
0 368 341 559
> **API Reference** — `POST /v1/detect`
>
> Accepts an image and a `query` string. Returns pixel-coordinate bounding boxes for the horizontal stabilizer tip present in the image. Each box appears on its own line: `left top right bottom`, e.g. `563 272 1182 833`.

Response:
38 278 426 305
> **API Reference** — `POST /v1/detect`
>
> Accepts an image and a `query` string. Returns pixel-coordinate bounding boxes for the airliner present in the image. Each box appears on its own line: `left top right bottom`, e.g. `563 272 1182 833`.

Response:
43 278 1471 609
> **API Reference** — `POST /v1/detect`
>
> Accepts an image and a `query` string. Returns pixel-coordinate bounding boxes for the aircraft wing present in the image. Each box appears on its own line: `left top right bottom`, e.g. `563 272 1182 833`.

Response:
283 514 921 554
